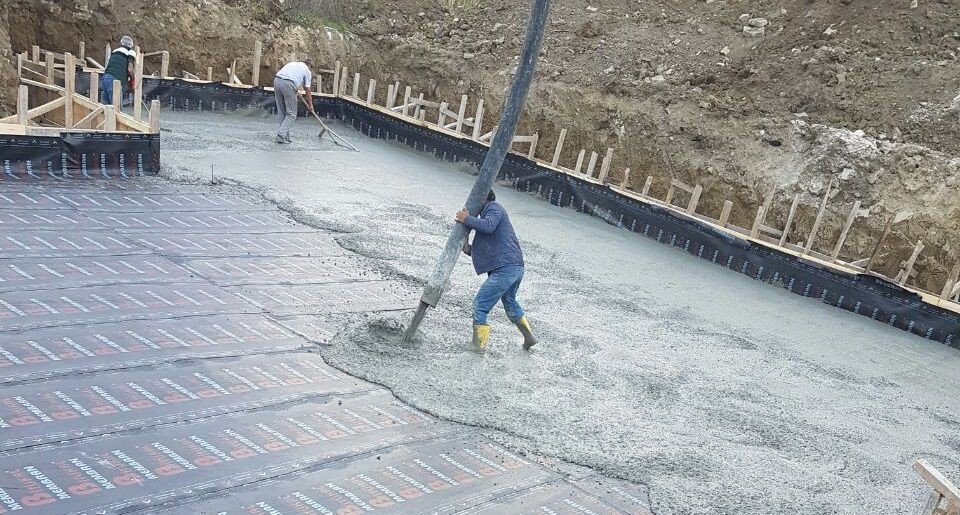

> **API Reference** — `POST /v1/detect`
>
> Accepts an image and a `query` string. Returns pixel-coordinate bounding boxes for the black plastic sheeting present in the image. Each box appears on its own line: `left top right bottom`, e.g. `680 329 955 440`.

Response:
0 132 160 179
141 78 960 347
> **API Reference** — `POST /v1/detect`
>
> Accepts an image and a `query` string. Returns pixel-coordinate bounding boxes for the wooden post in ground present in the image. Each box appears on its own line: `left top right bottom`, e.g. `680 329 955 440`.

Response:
803 180 834 255
831 201 862 260
134 48 144 121
416 93 425 120
386 84 395 109
206 67 213 81
252 41 262 86
719 200 733 227
16 85 28 126
64 52 76 128
760 185 776 225
574 149 585 174
332 61 341 97
160 51 170 78
32 45 40 62
551 128 566 167
367 79 376 104
89 71 100 102
586 151 598 177
339 67 348 96
103 105 117 131
16 52 23 78
455 95 467 134
664 182 676 205
779 193 801 246
472 100 484 140
401 86 412 117
45 51 54 84
437 101 448 127
687 184 703 214
751 206 766 238
865 215 895 274
641 176 653 196
112 79 122 112
352 73 360 98
104 43 110 68
149 99 161 133
79 41 85 62
897 240 924 286
598 148 614 183
620 168 631 189
527 133 539 160
941 264 960 300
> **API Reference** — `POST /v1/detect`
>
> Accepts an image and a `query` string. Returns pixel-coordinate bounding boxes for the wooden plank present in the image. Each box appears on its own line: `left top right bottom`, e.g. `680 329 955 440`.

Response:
386 84 395 109
687 184 703 214
16 52 22 78
719 200 733 227
751 206 766 238
339 67 348 96
401 85 412 117
45 51 54 84
897 240 924 286
803 180 834 255
103 105 117 131
182 70 200 80
914 459 960 507
134 48 144 121
160 51 170 78
941 264 960 300
74 105 103 129
64 53 76 128
527 133 539 160
665 183 676 205
455 95 468 134
142 50 166 57
551 128 567 167
16 85 29 126
437 101 448 127
831 201 862 259
86 56 104 70
574 149 585 174
619 168 631 189
586 151 598 177
416 93 425 120
670 179 694 193
207 66 213 82
598 148 614 183
79 41 85 62
641 176 653 196
32 45 40 62
112 79 122 112
104 43 110 70
332 61 341 97
89 71 99 102
367 79 376 105
865 215 895 274
252 41 262 86
149 99 161 133
472 99 484 140
760 185 776 225
779 193 801 246
352 72 360 98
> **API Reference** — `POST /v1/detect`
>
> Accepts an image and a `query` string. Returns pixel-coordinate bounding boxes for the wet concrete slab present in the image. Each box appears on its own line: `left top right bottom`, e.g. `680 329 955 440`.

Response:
0 176 651 515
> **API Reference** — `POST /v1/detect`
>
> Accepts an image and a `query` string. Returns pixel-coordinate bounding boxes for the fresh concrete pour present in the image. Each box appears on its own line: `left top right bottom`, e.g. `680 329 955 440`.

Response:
162 110 960 515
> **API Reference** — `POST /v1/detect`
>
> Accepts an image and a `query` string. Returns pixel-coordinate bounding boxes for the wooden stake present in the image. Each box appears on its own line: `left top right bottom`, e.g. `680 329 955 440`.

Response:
779 193 801 246
252 41 262 86
103 105 117 131
104 43 110 69
416 93 425 120
574 149 585 174
207 66 213 81
352 73 360 98
339 67 348 96
831 201 862 259
32 45 40 62
598 148 614 183
472 99 484 140
16 85 28 126
402 86 412 117
897 240 924 286
665 183 676 205
586 151 598 177
527 133 539 160
160 51 170 78
149 99 161 133
64 53 75 128
760 185 776 225
367 79 376 104
641 176 653 196
16 52 23 78
941 264 960 300
45 51 54 84
751 206 766 238
79 41 85 62
134 49 144 121
865 215 895 274
455 95 467 134
112 79 122 112
687 184 703 214
332 61 341 97
89 71 100 102
719 200 733 227
551 128 566 167
438 101 448 127
386 84 395 109
619 168 631 189
803 180 834 255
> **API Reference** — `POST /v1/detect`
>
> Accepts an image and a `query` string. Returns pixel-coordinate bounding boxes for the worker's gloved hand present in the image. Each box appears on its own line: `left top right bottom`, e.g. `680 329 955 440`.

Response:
462 242 472 256
455 208 468 224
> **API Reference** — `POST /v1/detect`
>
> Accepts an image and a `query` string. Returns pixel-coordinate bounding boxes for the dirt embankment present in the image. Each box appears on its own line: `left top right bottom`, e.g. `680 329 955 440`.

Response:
2 0 958 289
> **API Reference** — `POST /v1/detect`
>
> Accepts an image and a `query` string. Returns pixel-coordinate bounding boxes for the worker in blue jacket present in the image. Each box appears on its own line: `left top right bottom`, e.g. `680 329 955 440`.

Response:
455 190 537 352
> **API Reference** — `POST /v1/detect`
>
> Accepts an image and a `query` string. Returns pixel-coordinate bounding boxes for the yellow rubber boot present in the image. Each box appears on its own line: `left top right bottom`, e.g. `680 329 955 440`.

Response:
472 324 491 352
515 316 538 350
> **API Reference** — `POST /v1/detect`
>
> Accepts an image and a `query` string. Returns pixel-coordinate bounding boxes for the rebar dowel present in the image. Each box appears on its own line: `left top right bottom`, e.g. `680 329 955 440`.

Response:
403 0 551 343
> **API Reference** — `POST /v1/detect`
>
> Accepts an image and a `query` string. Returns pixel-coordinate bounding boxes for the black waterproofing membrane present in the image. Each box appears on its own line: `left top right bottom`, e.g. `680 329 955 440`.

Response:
141 77 960 347
0 132 160 179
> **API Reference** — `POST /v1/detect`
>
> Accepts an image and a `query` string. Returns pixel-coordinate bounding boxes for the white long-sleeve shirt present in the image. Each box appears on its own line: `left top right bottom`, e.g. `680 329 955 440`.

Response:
275 62 312 89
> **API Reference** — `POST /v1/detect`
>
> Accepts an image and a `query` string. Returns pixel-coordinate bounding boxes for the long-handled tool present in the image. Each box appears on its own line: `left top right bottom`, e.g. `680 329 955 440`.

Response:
299 94 358 151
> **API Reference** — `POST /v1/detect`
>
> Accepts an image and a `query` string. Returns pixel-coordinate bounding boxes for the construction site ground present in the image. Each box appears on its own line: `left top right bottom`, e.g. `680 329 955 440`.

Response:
1 110 958 515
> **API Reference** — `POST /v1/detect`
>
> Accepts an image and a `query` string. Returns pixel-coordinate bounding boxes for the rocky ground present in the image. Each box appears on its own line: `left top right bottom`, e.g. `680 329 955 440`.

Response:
1 0 958 285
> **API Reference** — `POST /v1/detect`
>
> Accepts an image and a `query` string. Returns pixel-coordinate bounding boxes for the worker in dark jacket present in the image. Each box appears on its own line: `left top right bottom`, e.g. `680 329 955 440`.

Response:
455 190 537 352
102 36 136 105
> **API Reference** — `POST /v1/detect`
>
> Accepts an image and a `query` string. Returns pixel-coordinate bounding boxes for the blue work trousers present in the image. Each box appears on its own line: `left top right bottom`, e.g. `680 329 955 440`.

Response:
473 265 525 325
101 74 118 104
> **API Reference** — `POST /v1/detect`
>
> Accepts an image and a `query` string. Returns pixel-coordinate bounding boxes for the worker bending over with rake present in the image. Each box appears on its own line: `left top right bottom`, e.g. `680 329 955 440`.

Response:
456 190 538 352
273 57 315 144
